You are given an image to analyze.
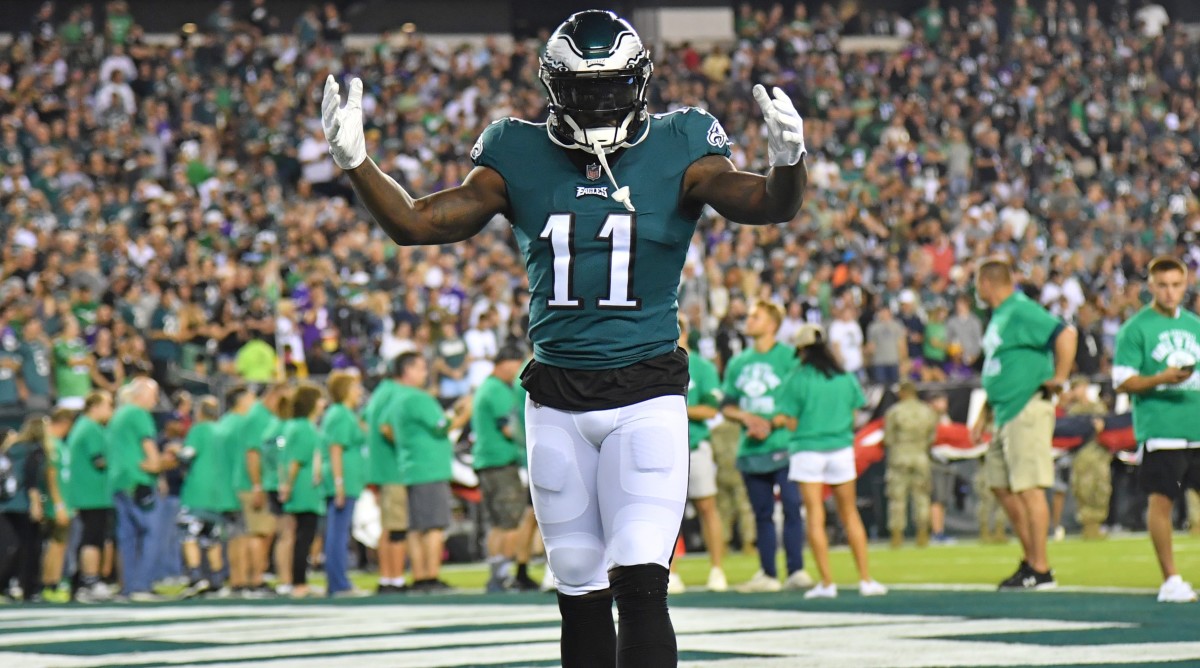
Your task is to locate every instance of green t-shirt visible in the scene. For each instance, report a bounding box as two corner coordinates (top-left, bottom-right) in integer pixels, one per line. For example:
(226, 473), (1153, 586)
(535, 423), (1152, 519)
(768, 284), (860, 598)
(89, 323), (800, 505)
(721, 342), (798, 471)
(981, 292), (1062, 426)
(923, 320), (948, 363)
(320, 403), (367, 498)
(471, 375), (523, 470)
(780, 365), (866, 452)
(1113, 306), (1200, 443)
(181, 421), (237, 512)
(108, 404), (157, 494)
(364, 379), (402, 485)
(67, 416), (112, 510)
(282, 418), (326, 515)
(259, 416), (285, 492)
(392, 386), (452, 486)
(235, 402), (273, 492)
(44, 436), (71, 519)
(686, 352), (722, 450)
(54, 338), (92, 399)
(214, 412), (248, 497)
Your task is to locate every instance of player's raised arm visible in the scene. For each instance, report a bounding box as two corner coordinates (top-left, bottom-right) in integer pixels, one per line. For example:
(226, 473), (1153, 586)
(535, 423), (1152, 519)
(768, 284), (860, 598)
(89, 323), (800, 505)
(320, 76), (509, 245)
(683, 85), (807, 225)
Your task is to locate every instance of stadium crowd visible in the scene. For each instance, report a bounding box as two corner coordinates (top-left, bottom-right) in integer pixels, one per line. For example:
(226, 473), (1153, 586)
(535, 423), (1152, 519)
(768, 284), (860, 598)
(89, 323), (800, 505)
(0, 0), (1199, 602)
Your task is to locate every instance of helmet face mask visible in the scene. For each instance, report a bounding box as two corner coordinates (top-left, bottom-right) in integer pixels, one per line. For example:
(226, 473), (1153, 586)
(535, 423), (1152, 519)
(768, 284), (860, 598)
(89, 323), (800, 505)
(540, 10), (652, 154)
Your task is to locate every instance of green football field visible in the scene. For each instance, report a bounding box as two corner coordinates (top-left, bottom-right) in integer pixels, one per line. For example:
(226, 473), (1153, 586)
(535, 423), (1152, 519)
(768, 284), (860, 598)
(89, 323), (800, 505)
(2, 533), (1198, 668)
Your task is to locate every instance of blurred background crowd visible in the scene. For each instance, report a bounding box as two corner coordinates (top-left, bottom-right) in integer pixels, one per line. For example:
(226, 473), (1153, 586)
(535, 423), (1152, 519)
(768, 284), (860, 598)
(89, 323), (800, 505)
(0, 0), (1197, 415)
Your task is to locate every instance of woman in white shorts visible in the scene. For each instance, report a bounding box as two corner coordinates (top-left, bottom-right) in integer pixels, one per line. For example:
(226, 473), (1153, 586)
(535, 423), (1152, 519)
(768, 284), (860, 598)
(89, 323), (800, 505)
(776, 324), (887, 599)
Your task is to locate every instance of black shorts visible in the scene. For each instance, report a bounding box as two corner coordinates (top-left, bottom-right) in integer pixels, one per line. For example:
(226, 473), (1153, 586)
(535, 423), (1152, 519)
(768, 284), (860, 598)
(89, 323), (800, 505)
(268, 491), (283, 516)
(78, 508), (110, 548)
(1139, 448), (1200, 501)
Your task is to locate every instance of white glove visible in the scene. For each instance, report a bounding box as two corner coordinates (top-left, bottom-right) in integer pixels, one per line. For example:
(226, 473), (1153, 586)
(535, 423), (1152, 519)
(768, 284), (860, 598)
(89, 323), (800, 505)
(752, 84), (806, 167)
(321, 75), (367, 170)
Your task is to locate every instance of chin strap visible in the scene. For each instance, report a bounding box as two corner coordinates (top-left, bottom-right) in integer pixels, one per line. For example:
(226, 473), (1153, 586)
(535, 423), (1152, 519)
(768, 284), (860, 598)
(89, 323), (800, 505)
(589, 136), (635, 212)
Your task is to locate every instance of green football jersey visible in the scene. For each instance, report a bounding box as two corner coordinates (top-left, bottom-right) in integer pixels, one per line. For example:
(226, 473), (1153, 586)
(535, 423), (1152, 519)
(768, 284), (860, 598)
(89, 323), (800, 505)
(980, 291), (1062, 426)
(471, 109), (731, 370)
(54, 337), (92, 399)
(21, 340), (53, 399)
(1113, 306), (1200, 444)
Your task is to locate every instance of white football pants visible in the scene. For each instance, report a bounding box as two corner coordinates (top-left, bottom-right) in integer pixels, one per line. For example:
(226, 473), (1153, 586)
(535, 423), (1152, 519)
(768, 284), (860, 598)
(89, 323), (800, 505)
(525, 394), (689, 596)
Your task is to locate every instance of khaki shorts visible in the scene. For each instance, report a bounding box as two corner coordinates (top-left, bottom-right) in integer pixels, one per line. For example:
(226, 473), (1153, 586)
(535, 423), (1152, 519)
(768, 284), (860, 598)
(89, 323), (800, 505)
(478, 465), (526, 530)
(238, 491), (277, 536)
(380, 484), (410, 532)
(983, 398), (1055, 493)
(687, 442), (719, 500)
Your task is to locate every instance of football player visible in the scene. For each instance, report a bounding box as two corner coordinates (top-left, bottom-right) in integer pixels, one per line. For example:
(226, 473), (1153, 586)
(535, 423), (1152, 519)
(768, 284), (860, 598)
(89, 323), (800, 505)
(322, 10), (806, 667)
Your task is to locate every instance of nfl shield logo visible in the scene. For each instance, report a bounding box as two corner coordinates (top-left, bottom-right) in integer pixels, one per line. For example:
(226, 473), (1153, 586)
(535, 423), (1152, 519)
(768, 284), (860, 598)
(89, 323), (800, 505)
(586, 163), (601, 181)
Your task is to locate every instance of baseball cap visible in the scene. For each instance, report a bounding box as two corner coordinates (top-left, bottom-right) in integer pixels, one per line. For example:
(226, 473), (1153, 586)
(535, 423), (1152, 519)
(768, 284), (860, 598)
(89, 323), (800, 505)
(794, 323), (825, 349)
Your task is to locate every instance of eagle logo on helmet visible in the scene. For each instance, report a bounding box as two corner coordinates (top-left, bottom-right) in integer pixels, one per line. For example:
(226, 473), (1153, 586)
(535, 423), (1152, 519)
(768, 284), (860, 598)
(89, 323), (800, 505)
(539, 10), (653, 155)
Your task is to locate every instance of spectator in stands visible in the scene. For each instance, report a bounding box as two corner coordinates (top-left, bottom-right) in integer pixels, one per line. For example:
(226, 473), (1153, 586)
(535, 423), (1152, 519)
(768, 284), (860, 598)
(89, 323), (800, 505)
(828, 303), (865, 381)
(108, 377), (163, 600)
(321, 370), (368, 597)
(280, 381), (327, 599)
(865, 305), (905, 387)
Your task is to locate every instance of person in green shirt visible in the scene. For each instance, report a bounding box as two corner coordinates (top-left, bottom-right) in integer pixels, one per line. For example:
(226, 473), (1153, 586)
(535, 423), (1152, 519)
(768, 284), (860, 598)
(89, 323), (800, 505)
(976, 258), (1076, 592)
(472, 345), (528, 593)
(38, 409), (77, 601)
(668, 316), (727, 594)
(109, 377), (164, 598)
(235, 339), (279, 383)
(1112, 256), (1200, 603)
(66, 390), (116, 602)
(779, 324), (886, 599)
(321, 370), (368, 597)
(720, 300), (809, 593)
(279, 382), (327, 598)
(215, 386), (257, 595)
(258, 386), (297, 595)
(20, 318), (55, 413)
(178, 397), (232, 598)
(390, 351), (471, 592)
(53, 317), (93, 410)
(364, 361), (408, 593)
(237, 387), (277, 595)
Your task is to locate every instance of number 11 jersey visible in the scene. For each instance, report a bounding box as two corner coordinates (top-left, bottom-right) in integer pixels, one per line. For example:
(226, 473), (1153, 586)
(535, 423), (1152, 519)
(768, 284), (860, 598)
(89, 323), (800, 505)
(471, 108), (731, 371)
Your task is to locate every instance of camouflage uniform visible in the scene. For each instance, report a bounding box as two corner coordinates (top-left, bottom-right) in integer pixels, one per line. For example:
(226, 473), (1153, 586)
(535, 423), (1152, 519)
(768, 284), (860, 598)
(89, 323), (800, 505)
(710, 420), (756, 549)
(1066, 399), (1110, 539)
(884, 398), (939, 545)
(974, 463), (1008, 542)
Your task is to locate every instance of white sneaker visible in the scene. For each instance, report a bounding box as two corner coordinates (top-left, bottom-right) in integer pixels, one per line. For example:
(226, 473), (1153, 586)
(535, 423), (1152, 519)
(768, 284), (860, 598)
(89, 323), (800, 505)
(736, 570), (782, 593)
(804, 582), (838, 599)
(783, 570), (815, 590)
(275, 583), (293, 596)
(1053, 526), (1066, 542)
(540, 565), (557, 592)
(1158, 575), (1198, 603)
(859, 579), (889, 596)
(667, 572), (686, 594)
(706, 567), (728, 592)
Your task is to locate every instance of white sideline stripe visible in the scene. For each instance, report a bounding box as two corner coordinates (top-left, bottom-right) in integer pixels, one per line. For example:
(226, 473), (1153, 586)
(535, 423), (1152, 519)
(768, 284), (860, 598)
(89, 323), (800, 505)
(889, 583), (1160, 595)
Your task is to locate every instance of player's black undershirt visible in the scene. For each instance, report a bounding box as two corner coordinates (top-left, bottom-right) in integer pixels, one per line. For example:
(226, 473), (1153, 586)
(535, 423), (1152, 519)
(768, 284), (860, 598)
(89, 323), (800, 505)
(520, 347), (689, 411)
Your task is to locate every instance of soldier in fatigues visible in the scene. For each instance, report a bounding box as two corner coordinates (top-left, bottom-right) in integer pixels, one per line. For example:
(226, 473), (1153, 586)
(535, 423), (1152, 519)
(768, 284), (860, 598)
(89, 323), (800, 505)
(1187, 489), (1200, 536)
(883, 382), (938, 547)
(1061, 378), (1111, 540)
(710, 419), (756, 553)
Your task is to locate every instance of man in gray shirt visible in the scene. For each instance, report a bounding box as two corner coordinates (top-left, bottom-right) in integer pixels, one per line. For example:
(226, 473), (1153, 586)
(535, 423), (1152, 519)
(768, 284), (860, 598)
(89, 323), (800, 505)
(945, 294), (983, 366)
(866, 306), (907, 386)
